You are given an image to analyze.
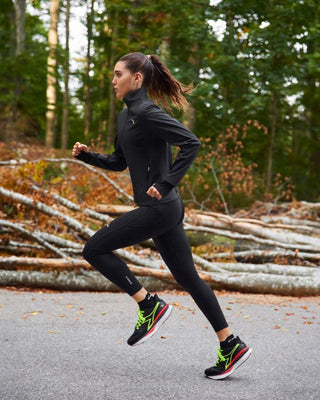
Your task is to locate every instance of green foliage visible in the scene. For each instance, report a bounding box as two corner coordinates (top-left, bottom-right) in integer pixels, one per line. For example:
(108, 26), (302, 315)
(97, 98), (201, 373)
(42, 162), (64, 183)
(73, 184), (91, 203)
(2, 203), (18, 218)
(1, 0), (320, 204)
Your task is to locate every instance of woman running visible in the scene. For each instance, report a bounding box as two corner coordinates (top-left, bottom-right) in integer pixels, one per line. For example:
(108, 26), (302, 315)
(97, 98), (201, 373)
(72, 52), (252, 380)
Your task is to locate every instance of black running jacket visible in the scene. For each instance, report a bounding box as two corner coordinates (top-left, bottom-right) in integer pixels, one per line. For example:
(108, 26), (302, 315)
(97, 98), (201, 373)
(74, 85), (201, 206)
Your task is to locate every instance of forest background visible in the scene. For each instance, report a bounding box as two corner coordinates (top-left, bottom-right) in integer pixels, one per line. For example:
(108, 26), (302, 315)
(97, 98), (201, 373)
(1, 0), (320, 212)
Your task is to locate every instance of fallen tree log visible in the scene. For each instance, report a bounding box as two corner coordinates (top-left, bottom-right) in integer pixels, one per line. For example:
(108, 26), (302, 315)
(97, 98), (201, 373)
(192, 212), (320, 250)
(299, 200), (320, 212)
(2, 160), (320, 295)
(95, 204), (139, 216)
(207, 249), (320, 264)
(0, 220), (67, 258)
(31, 185), (111, 223)
(0, 187), (94, 239)
(95, 204), (320, 251)
(0, 187), (161, 255)
(196, 210), (320, 236)
(0, 256), (319, 296)
(260, 215), (320, 231)
(32, 231), (83, 249)
(183, 221), (320, 253)
(0, 269), (179, 292)
(96, 203), (320, 234)
(0, 240), (82, 256)
(199, 260), (318, 277)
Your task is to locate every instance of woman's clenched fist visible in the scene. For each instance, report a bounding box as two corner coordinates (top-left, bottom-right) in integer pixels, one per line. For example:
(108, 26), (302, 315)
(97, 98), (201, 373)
(72, 142), (89, 157)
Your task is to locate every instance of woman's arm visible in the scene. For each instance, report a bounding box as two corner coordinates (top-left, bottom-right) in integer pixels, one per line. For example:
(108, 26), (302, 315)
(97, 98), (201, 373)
(73, 134), (127, 172)
(143, 104), (201, 197)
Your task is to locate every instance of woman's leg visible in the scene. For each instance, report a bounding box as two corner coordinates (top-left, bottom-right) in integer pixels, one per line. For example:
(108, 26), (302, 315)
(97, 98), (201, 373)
(82, 203), (179, 298)
(151, 201), (252, 378)
(152, 219), (230, 337)
(82, 202), (184, 346)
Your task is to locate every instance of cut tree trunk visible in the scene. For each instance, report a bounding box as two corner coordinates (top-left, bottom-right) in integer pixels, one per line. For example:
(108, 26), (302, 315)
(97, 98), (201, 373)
(0, 257), (319, 296)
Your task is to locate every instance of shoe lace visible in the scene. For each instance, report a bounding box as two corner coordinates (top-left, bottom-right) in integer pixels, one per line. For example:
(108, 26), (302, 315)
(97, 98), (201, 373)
(136, 309), (145, 329)
(214, 347), (226, 367)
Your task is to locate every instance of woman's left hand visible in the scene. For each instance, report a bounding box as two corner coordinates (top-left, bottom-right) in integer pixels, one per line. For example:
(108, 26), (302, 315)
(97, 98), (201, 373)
(146, 185), (162, 199)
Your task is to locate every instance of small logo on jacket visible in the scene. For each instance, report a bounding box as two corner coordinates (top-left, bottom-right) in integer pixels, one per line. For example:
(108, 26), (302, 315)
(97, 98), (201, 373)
(130, 118), (137, 127)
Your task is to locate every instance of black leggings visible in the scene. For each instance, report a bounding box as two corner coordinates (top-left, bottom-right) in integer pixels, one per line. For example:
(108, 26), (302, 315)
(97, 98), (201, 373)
(82, 196), (228, 332)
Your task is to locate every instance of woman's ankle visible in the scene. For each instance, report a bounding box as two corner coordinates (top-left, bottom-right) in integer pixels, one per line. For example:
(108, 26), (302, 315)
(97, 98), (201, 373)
(131, 287), (148, 303)
(216, 326), (233, 342)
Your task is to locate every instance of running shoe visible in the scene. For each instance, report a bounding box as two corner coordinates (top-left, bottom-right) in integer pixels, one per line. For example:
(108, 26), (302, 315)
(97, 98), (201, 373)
(205, 336), (252, 379)
(127, 294), (172, 346)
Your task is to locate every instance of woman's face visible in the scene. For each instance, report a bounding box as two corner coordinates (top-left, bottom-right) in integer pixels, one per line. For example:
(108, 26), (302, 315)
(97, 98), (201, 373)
(112, 61), (143, 99)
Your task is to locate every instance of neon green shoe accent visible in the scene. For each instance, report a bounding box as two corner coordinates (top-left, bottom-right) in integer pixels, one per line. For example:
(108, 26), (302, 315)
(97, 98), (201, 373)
(136, 309), (145, 329)
(136, 302), (160, 330)
(214, 348), (225, 367)
(215, 343), (240, 370)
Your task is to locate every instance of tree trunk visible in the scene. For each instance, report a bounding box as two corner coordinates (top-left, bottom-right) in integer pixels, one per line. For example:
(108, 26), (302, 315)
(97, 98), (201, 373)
(98, 59), (108, 137)
(182, 42), (198, 131)
(61, 0), (70, 151)
(266, 90), (279, 190)
(106, 7), (119, 149)
(14, 0), (26, 55)
(45, 0), (60, 148)
(84, 0), (95, 139)
(14, 0), (26, 101)
(5, 0), (26, 143)
(1, 257), (319, 296)
(0, 267), (179, 292)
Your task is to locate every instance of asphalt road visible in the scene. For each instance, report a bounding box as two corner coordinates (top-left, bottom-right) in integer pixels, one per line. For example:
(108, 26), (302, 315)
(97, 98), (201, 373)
(0, 288), (319, 400)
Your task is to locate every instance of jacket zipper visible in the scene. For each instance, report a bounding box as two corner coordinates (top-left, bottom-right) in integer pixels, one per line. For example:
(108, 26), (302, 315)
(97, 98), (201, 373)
(146, 163), (152, 187)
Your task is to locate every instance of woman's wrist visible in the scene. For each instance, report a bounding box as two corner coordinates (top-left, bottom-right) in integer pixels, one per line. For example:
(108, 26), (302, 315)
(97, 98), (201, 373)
(152, 181), (175, 197)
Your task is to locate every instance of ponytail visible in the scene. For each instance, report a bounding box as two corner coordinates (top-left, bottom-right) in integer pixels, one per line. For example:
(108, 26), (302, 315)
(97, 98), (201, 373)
(118, 52), (197, 114)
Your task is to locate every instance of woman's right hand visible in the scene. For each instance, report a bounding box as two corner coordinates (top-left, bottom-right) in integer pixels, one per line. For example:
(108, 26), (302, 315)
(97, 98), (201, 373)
(72, 142), (89, 157)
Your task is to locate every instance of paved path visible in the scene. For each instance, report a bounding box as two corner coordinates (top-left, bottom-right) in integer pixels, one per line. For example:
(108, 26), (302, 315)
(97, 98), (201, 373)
(0, 288), (319, 400)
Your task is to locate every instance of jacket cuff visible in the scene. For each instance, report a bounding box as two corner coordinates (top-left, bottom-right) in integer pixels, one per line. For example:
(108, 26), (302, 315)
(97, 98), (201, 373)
(74, 150), (90, 162)
(152, 181), (175, 198)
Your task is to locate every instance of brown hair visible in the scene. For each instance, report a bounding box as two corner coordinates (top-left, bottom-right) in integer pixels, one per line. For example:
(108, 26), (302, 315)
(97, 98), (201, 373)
(117, 52), (197, 114)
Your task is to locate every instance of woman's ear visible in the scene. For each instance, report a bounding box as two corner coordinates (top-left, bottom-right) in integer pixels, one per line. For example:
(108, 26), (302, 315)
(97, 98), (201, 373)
(134, 71), (143, 85)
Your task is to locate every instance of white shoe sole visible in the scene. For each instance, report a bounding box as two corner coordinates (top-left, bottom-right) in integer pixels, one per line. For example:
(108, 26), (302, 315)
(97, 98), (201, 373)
(131, 304), (173, 346)
(205, 347), (253, 380)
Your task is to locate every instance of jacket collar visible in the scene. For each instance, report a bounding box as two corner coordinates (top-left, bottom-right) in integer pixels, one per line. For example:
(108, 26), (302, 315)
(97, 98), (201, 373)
(122, 85), (148, 107)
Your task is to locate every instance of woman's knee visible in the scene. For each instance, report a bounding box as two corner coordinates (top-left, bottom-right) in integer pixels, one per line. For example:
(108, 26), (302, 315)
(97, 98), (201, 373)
(174, 268), (209, 293)
(82, 229), (112, 262)
(82, 239), (95, 262)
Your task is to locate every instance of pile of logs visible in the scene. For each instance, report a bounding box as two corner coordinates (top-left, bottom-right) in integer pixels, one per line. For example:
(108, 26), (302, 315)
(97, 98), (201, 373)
(0, 158), (320, 296)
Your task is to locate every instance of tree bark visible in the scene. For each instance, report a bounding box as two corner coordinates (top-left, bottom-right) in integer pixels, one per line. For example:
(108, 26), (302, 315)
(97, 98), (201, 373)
(1, 257), (319, 296)
(188, 212), (320, 252)
(45, 0), (60, 148)
(0, 268), (179, 292)
(0, 220), (67, 257)
(182, 42), (198, 131)
(84, 0), (95, 139)
(31, 185), (111, 222)
(5, 0), (26, 143)
(0, 186), (94, 239)
(61, 0), (70, 151)
(266, 90), (279, 190)
(106, 7), (119, 149)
